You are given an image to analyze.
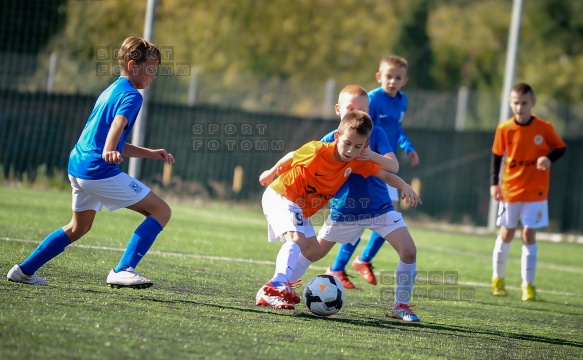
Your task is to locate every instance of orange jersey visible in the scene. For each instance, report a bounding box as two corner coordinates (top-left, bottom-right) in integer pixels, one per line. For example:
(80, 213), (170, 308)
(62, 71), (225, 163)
(492, 116), (566, 202)
(270, 141), (381, 217)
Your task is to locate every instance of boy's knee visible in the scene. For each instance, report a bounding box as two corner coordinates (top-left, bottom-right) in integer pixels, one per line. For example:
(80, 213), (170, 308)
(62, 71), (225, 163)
(156, 202), (172, 227)
(399, 245), (417, 263)
(66, 224), (92, 240)
(303, 247), (321, 262)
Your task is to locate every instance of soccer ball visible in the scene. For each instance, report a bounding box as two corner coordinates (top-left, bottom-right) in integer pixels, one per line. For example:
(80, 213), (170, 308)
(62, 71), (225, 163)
(303, 275), (346, 316)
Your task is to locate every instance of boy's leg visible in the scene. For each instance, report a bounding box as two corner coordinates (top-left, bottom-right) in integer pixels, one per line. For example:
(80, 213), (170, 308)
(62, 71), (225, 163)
(330, 239), (359, 271)
(353, 232), (384, 285)
(359, 231), (385, 262)
(519, 201), (546, 300)
(319, 220), (366, 289)
(121, 191), (171, 269)
(520, 229), (537, 301)
(107, 192), (171, 288)
(258, 232), (313, 307)
(271, 236), (303, 283)
(492, 201), (520, 296)
(113, 216), (163, 272)
(383, 227), (420, 322)
(493, 230), (513, 279)
(289, 238), (336, 284)
(7, 210), (95, 285)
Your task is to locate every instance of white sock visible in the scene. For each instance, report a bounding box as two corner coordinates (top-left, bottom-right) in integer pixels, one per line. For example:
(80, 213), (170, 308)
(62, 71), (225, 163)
(395, 261), (417, 305)
(289, 253), (312, 283)
(271, 241), (300, 283)
(492, 235), (511, 278)
(521, 244), (537, 285)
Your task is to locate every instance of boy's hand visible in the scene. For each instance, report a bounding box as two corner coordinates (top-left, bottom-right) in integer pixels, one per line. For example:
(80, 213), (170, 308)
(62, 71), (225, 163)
(400, 183), (422, 207)
(536, 156), (550, 171)
(152, 149), (175, 164)
(103, 150), (124, 164)
(356, 147), (374, 161)
(259, 170), (275, 187)
(408, 150), (420, 167)
(490, 185), (502, 200)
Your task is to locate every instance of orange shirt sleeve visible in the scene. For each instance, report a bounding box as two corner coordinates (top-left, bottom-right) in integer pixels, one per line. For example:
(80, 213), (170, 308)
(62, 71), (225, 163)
(492, 120), (508, 156)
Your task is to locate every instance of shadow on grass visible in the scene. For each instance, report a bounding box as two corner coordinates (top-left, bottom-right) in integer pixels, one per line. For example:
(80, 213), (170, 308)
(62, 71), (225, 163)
(133, 292), (583, 350)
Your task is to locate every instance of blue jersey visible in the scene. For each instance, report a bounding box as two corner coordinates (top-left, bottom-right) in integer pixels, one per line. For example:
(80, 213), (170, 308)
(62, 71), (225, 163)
(368, 87), (415, 154)
(68, 77), (143, 180)
(321, 126), (394, 221)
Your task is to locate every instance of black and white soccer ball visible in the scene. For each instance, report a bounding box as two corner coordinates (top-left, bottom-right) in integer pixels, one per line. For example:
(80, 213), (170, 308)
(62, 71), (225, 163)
(303, 275), (346, 316)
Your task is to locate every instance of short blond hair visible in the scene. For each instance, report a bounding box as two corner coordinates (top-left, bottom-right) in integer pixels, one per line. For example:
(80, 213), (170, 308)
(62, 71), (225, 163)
(379, 55), (408, 72)
(338, 85), (368, 101)
(118, 37), (161, 71)
(338, 110), (373, 138)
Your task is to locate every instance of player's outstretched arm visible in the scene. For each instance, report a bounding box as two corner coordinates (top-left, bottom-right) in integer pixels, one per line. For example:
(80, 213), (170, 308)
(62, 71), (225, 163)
(259, 151), (294, 187)
(357, 148), (399, 173)
(374, 170), (421, 206)
(123, 144), (175, 164)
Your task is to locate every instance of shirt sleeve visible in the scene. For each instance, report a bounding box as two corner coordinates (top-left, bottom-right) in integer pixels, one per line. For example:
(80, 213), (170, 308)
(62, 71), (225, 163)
(491, 124), (505, 156)
(371, 127), (393, 155)
(116, 92), (143, 125)
(321, 130), (336, 143)
(545, 123), (567, 149)
(368, 95), (378, 122)
(352, 160), (382, 178)
(397, 128), (415, 154)
(397, 96), (414, 153)
(293, 141), (321, 166)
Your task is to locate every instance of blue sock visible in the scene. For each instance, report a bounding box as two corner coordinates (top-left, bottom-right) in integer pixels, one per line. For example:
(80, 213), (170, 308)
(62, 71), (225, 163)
(360, 232), (385, 262)
(330, 238), (360, 272)
(20, 228), (71, 275)
(114, 217), (163, 272)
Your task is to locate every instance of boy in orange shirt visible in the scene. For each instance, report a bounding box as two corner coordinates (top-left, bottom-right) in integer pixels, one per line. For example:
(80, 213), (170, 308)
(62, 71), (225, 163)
(490, 83), (566, 301)
(256, 110), (420, 309)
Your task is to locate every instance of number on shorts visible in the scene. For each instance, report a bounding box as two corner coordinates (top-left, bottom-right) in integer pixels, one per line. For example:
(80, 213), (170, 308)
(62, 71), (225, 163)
(293, 212), (304, 226)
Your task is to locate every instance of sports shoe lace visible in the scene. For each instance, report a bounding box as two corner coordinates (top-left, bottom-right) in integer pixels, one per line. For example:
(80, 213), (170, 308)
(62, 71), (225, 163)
(338, 271), (353, 281)
(125, 267), (142, 276)
(363, 262), (375, 272)
(288, 280), (302, 289)
(397, 303), (417, 315)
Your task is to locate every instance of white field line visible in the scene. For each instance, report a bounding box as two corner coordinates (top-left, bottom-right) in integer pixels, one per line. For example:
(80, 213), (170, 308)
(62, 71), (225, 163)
(419, 244), (583, 274)
(2, 237), (582, 298)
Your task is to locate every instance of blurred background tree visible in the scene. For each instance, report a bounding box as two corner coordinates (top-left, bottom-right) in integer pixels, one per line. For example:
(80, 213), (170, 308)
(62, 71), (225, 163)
(13, 0), (583, 104)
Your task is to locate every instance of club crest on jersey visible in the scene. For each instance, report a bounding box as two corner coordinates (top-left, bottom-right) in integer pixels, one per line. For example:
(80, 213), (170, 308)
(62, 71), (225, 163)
(534, 135), (543, 145)
(344, 168), (352, 177)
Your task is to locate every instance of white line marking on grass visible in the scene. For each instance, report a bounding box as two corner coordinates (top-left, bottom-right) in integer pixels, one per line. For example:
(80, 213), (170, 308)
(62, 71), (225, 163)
(2, 237), (582, 298)
(420, 244), (583, 274)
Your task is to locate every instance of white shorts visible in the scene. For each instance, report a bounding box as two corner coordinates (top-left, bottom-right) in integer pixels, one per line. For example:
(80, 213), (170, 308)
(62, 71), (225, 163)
(387, 184), (399, 202)
(318, 211), (407, 245)
(262, 187), (316, 243)
(69, 173), (150, 212)
(497, 200), (548, 229)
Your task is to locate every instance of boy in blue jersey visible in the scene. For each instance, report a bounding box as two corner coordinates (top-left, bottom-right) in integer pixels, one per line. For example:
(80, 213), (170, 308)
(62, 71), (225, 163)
(287, 85), (422, 322)
(6, 37), (174, 289)
(328, 55), (420, 287)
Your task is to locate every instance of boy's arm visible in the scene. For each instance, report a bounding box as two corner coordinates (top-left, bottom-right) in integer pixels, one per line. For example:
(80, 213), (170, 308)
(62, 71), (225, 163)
(123, 143), (175, 164)
(102, 115), (128, 164)
(373, 170), (421, 206)
(398, 130), (419, 167)
(490, 153), (503, 200)
(357, 148), (399, 173)
(537, 146), (566, 170)
(259, 151), (294, 186)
